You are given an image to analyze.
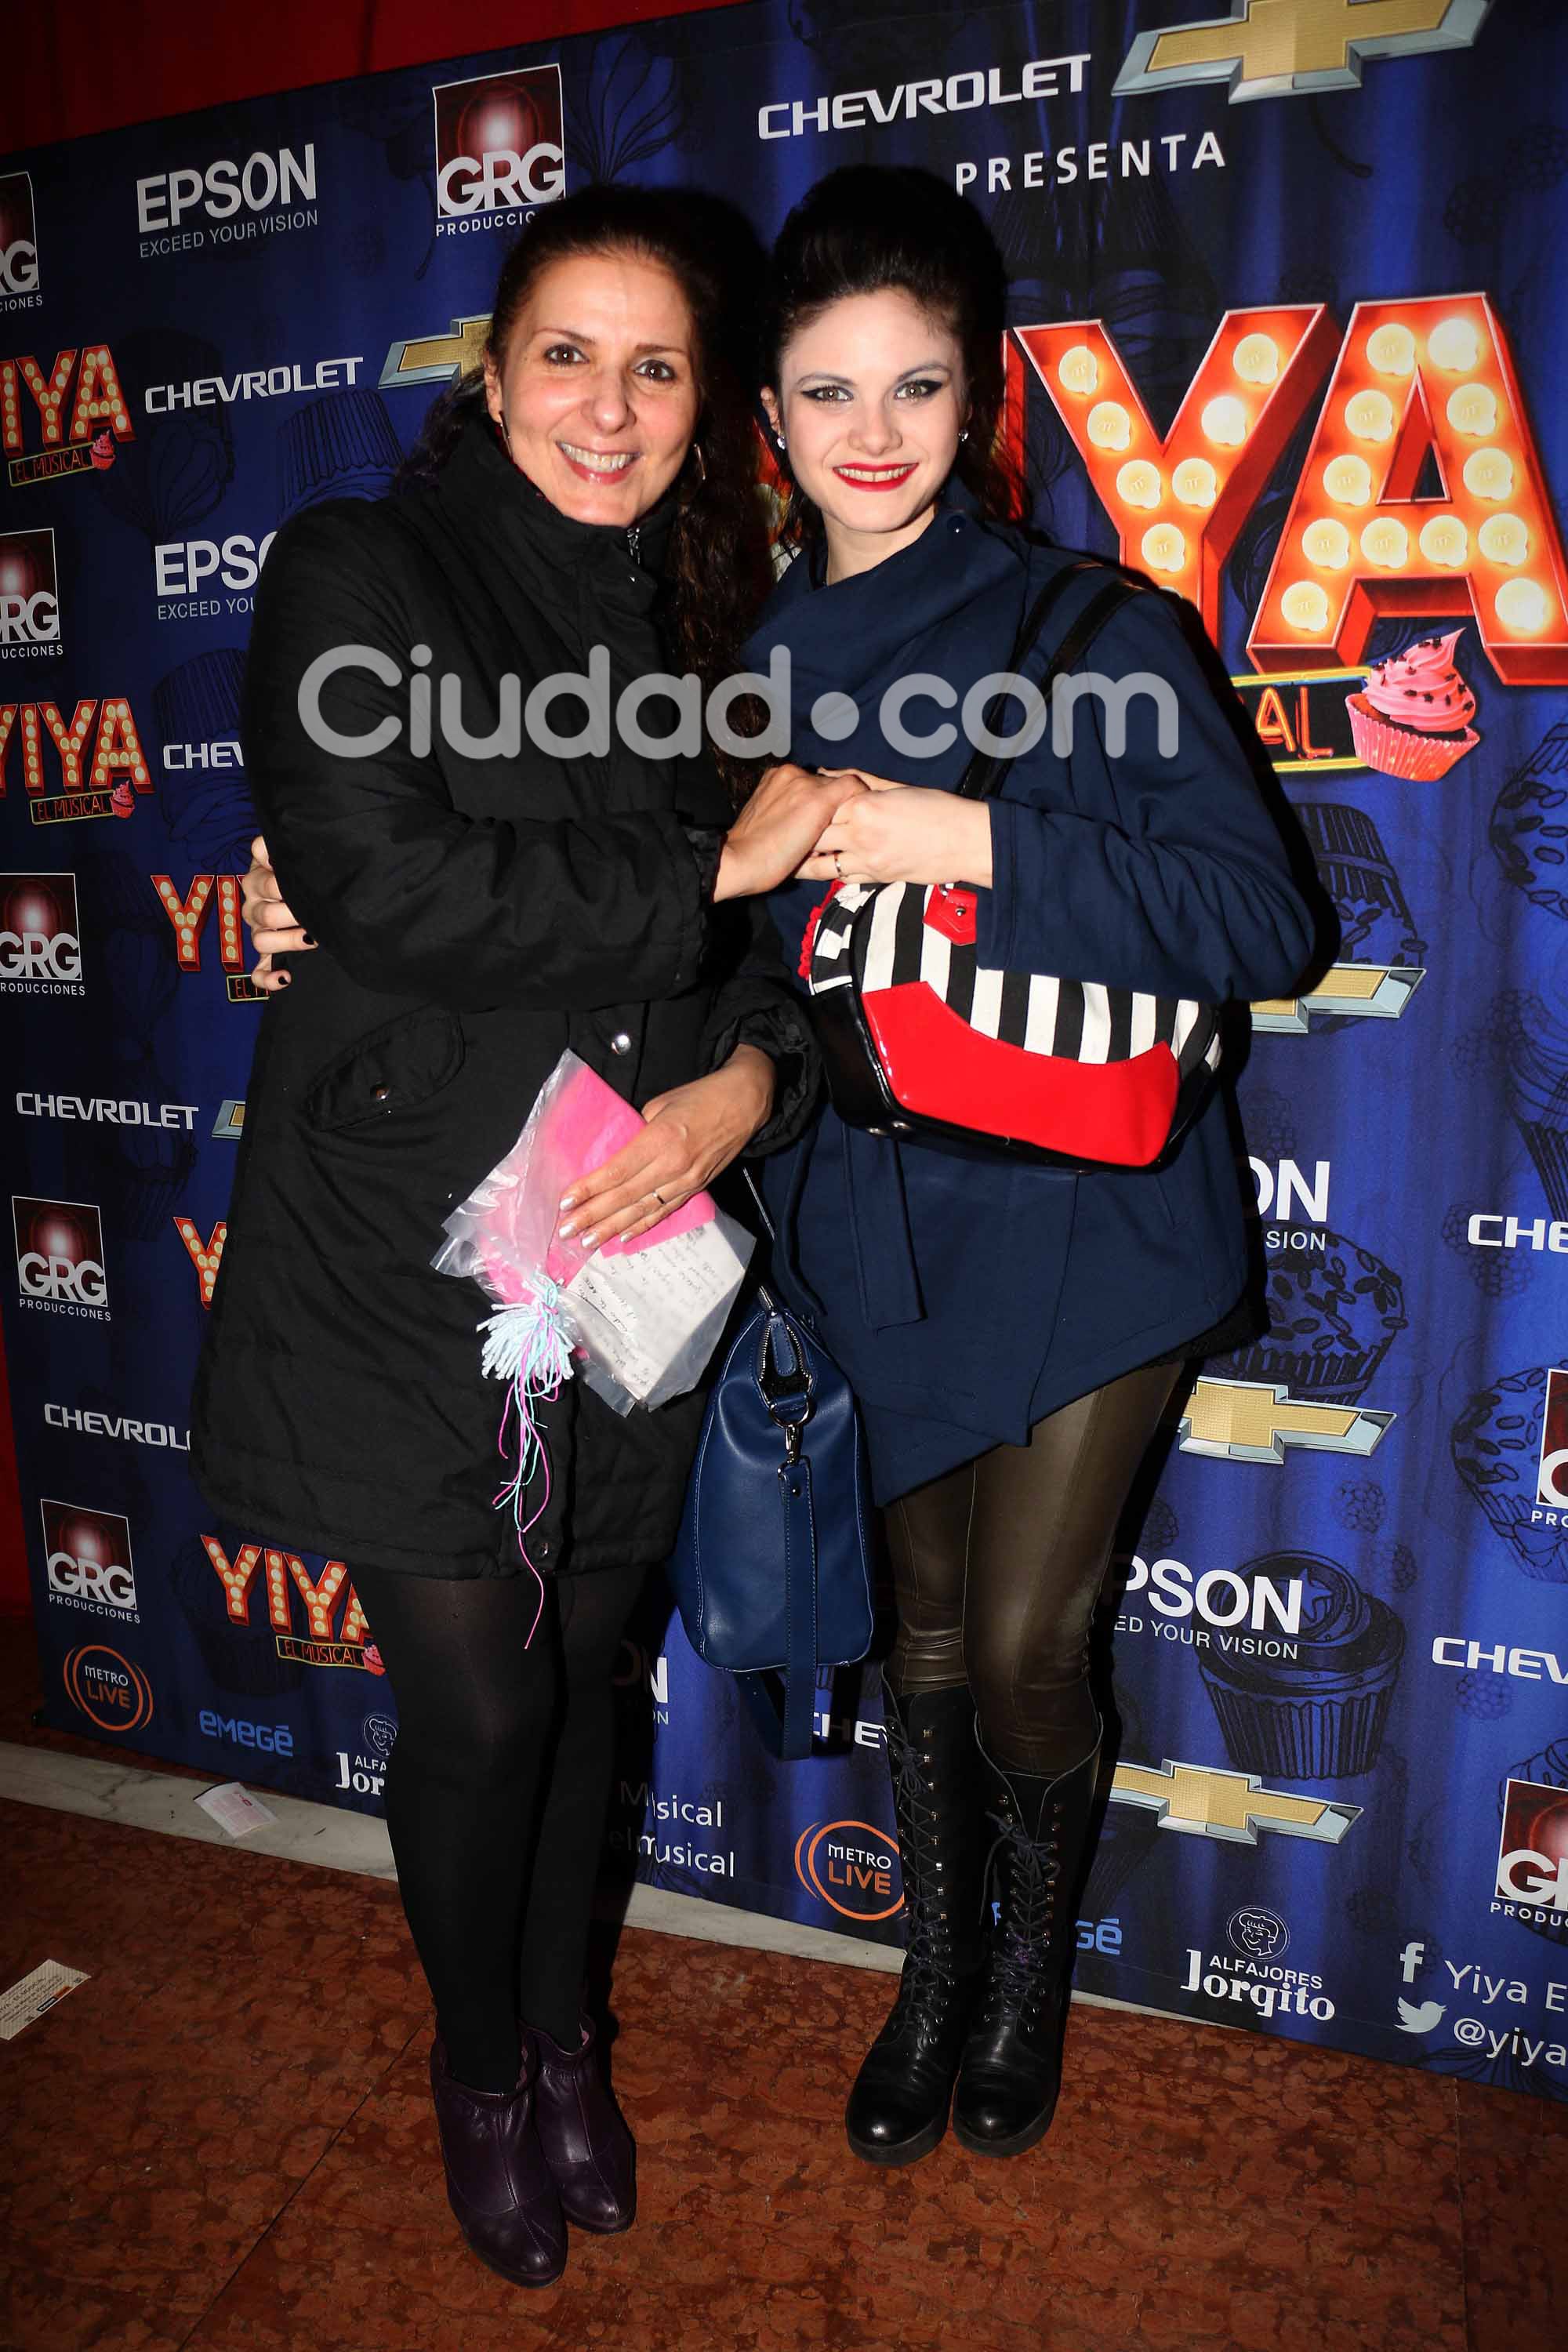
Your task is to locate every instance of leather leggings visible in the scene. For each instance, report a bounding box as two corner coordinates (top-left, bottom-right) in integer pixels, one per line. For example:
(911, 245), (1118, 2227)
(882, 1359), (1182, 1776)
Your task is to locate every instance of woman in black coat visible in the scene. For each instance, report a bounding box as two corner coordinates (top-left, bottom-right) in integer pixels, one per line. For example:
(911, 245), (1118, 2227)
(191, 187), (847, 2291)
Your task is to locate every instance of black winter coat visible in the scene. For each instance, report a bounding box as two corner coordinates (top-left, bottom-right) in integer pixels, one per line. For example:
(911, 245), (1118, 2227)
(191, 414), (815, 1577)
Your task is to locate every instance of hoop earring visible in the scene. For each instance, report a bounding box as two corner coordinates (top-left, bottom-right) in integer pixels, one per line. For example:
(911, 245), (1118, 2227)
(959, 429), (970, 443)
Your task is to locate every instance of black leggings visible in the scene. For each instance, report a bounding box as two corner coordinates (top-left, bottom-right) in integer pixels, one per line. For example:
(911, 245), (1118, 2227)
(350, 1558), (645, 2094)
(883, 1360), (1181, 1777)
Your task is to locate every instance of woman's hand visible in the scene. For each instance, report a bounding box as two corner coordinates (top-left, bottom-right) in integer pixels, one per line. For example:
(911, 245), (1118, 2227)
(797, 782), (994, 887)
(557, 1044), (776, 1250)
(242, 836), (316, 993)
(715, 764), (869, 899)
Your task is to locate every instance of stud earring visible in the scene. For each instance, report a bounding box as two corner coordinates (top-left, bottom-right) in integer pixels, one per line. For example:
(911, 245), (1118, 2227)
(959, 429), (970, 443)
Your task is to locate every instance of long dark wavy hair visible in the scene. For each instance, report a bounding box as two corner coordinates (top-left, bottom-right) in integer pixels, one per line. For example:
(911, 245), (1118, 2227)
(763, 165), (1017, 559)
(397, 184), (773, 795)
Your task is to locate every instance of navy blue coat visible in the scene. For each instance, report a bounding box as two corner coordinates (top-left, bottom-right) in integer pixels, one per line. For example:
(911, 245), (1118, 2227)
(749, 503), (1316, 1506)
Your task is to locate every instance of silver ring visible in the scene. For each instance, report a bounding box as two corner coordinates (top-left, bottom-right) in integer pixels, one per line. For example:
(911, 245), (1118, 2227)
(834, 850), (844, 877)
(652, 1188), (666, 1205)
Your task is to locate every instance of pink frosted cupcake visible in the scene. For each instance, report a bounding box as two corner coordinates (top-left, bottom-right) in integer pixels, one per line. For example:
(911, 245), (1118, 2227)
(1346, 630), (1479, 779)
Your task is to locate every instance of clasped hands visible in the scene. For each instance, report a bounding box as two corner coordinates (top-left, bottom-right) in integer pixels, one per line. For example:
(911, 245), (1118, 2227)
(793, 767), (993, 890)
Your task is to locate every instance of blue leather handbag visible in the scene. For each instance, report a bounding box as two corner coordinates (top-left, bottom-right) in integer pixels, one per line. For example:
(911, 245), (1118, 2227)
(667, 1208), (875, 1760)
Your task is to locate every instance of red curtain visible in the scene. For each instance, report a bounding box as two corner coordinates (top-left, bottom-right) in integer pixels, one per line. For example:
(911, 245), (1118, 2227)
(0, 0), (743, 1610)
(2, 0), (742, 153)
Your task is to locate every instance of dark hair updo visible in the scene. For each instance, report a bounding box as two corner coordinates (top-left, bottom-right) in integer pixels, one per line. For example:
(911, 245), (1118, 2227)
(397, 183), (772, 793)
(763, 165), (1016, 557)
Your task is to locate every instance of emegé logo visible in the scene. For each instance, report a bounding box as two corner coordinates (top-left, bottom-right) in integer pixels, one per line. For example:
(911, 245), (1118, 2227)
(0, 873), (82, 996)
(42, 1500), (137, 1620)
(0, 528), (60, 656)
(433, 67), (564, 230)
(14, 1196), (107, 1319)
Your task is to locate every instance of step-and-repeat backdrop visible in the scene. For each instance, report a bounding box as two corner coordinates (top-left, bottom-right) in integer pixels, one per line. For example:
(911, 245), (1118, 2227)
(5, 0), (1566, 2100)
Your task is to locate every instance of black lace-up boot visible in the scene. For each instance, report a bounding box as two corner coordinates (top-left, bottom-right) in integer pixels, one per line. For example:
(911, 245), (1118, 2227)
(952, 1735), (1101, 2158)
(844, 1681), (985, 2166)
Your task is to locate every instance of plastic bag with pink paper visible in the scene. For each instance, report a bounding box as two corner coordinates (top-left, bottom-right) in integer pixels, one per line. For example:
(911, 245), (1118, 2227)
(431, 1051), (753, 1581)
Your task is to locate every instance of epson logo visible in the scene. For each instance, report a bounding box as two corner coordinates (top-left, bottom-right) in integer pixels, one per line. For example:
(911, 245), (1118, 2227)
(0, 874), (82, 993)
(434, 68), (565, 227)
(1247, 1155), (1331, 1257)
(41, 1501), (137, 1618)
(0, 528), (61, 655)
(0, 172), (40, 302)
(136, 146), (318, 232)
(14, 1196), (108, 1316)
(614, 1642), (670, 1708)
(200, 1710), (294, 1755)
(1120, 1554), (1304, 1635)
(154, 535), (275, 598)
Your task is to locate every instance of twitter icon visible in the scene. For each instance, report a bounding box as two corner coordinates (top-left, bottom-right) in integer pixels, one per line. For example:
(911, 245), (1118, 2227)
(1397, 1998), (1446, 2034)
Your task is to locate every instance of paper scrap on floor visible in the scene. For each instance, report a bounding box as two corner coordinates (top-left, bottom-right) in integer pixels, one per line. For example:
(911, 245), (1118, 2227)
(1, 1958), (90, 2041)
(195, 1780), (278, 1838)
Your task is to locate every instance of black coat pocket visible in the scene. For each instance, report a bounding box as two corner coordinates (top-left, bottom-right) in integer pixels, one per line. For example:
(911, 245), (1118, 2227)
(303, 1007), (466, 1131)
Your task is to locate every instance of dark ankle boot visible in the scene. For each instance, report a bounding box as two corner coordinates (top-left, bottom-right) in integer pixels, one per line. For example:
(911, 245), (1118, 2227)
(845, 1682), (985, 2166)
(952, 1737), (1101, 2158)
(530, 2013), (636, 2234)
(428, 2036), (567, 2286)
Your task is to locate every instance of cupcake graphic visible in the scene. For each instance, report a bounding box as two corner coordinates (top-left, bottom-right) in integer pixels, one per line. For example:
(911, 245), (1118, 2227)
(1289, 802), (1426, 1034)
(1451, 1366), (1568, 1583)
(1507, 1000), (1568, 1224)
(1197, 1554), (1404, 1780)
(1214, 1229), (1406, 1406)
(1347, 630), (1479, 779)
(1491, 717), (1568, 924)
(278, 388), (402, 517)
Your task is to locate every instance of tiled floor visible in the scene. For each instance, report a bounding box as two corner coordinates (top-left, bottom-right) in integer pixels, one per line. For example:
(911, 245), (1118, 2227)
(0, 1634), (1560, 2352)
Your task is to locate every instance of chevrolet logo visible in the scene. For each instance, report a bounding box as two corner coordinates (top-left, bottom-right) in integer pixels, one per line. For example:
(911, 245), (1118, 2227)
(379, 314), (493, 392)
(1253, 963), (1425, 1033)
(1110, 1759), (1361, 1845)
(1114, 0), (1493, 105)
(212, 1099), (245, 1141)
(1177, 1376), (1394, 1463)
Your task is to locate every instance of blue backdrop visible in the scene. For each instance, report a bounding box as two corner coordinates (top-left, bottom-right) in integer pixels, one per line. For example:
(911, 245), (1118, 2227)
(5, 0), (1566, 2100)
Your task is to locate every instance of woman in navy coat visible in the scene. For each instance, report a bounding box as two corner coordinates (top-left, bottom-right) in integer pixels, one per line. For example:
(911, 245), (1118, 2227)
(746, 167), (1316, 2165)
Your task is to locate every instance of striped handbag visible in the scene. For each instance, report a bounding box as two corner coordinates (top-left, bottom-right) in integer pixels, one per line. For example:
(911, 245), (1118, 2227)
(800, 559), (1222, 1172)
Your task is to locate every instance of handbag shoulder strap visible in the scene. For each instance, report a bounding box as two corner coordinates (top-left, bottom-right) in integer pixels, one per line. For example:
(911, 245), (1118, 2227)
(956, 555), (1149, 803)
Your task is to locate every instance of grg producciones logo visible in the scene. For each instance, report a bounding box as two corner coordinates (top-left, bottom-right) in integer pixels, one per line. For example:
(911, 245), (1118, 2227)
(433, 67), (565, 233)
(1494, 1762), (1568, 1938)
(0, 172), (40, 307)
(0, 528), (60, 658)
(42, 1501), (137, 1621)
(1536, 1367), (1568, 1510)
(14, 1196), (107, 1319)
(0, 873), (82, 996)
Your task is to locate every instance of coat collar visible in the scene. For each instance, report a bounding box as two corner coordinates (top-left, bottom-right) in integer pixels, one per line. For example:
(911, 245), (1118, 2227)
(439, 407), (681, 617)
